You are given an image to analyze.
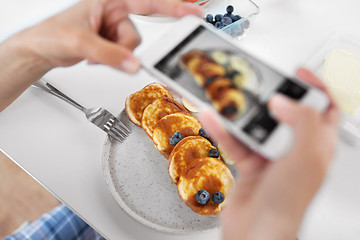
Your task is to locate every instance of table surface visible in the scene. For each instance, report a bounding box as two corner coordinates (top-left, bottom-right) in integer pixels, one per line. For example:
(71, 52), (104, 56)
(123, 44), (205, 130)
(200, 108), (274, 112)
(1, 0), (360, 239)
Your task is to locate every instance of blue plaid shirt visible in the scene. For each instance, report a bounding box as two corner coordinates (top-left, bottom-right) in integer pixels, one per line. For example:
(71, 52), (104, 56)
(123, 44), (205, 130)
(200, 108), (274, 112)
(5, 205), (105, 240)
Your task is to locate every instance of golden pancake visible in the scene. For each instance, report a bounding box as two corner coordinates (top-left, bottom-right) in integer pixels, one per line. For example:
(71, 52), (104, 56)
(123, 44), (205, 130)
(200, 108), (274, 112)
(141, 97), (189, 138)
(184, 57), (204, 86)
(197, 62), (226, 84)
(215, 88), (246, 119)
(177, 157), (234, 216)
(152, 113), (202, 159)
(205, 77), (234, 99)
(205, 78), (247, 119)
(125, 83), (173, 126)
(180, 49), (204, 66)
(168, 136), (219, 183)
(181, 50), (226, 86)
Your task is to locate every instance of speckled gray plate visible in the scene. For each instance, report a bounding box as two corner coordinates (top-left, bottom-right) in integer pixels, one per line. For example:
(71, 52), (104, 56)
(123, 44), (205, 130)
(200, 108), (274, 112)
(102, 110), (220, 234)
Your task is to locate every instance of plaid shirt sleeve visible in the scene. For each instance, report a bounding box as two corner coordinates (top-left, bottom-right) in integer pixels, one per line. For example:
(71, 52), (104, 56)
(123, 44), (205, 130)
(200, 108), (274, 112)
(4, 204), (106, 240)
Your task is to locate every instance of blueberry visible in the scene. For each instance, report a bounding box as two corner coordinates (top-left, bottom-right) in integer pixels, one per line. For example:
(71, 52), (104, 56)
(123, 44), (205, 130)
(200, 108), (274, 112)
(199, 128), (217, 147)
(225, 70), (238, 79)
(229, 83), (237, 89)
(214, 21), (222, 28)
(227, 13), (235, 20)
(221, 105), (237, 117)
(209, 148), (220, 158)
(231, 14), (241, 22)
(204, 76), (216, 87)
(199, 128), (209, 139)
(169, 132), (183, 146)
(206, 14), (214, 23)
(212, 192), (225, 204)
(223, 13), (232, 18)
(214, 14), (222, 22)
(219, 23), (227, 29)
(221, 17), (233, 26)
(211, 141), (218, 148)
(196, 190), (210, 205)
(226, 5), (234, 14)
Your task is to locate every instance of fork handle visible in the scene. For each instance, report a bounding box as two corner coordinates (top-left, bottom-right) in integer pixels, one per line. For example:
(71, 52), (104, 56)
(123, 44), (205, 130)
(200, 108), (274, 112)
(32, 79), (85, 112)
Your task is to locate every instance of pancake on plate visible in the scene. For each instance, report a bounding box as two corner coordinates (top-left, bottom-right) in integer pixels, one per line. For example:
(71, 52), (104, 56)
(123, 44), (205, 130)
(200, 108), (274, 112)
(152, 112), (202, 159)
(125, 83), (173, 126)
(177, 157), (234, 216)
(168, 136), (219, 183)
(142, 97), (190, 138)
(125, 83), (235, 217)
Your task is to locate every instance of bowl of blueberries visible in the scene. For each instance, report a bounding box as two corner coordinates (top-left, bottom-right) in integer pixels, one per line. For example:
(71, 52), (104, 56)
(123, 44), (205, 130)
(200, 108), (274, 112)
(200, 0), (260, 39)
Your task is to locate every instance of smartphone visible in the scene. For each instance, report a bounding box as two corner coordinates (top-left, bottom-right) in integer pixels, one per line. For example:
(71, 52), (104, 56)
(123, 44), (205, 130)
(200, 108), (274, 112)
(139, 15), (329, 160)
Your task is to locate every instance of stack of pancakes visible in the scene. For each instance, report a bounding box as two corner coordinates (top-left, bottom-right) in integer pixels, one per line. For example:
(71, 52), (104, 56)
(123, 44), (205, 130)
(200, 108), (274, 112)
(126, 82), (234, 216)
(180, 49), (247, 120)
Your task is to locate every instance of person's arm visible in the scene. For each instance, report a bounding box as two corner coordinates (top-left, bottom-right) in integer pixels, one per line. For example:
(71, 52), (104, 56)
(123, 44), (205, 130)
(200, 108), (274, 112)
(0, 32), (54, 111)
(198, 68), (339, 240)
(0, 0), (202, 112)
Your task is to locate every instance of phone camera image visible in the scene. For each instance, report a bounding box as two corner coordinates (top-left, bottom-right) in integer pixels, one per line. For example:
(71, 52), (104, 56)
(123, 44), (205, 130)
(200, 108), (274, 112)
(155, 26), (261, 122)
(180, 49), (260, 120)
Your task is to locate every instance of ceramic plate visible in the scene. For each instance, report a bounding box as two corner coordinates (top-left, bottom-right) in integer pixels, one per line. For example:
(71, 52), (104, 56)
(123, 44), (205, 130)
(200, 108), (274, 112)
(102, 110), (220, 234)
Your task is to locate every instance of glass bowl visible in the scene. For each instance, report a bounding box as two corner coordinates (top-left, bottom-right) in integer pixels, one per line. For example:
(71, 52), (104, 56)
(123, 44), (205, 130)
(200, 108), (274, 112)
(199, 0), (260, 39)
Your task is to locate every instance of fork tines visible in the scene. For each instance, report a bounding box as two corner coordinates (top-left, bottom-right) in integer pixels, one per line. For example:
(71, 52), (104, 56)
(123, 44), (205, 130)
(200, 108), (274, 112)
(104, 117), (130, 142)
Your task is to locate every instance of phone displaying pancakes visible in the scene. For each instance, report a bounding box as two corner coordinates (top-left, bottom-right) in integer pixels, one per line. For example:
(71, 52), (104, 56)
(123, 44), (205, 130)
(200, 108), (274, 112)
(139, 15), (329, 160)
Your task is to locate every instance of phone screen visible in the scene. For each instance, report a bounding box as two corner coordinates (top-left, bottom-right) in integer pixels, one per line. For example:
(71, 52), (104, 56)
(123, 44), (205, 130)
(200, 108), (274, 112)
(154, 25), (307, 143)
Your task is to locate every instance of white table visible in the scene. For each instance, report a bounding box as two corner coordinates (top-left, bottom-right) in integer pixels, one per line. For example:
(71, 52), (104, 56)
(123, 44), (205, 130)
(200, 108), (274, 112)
(1, 0), (360, 239)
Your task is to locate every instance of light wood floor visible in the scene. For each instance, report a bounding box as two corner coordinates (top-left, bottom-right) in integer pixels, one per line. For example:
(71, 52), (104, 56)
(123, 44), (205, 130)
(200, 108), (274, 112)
(0, 151), (60, 238)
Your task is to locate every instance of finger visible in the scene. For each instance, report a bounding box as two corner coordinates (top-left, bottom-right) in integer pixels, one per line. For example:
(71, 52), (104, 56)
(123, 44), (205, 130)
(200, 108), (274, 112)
(98, 5), (141, 49)
(198, 108), (251, 159)
(81, 34), (139, 73)
(268, 94), (319, 129)
(116, 17), (141, 51)
(296, 67), (327, 92)
(296, 67), (338, 111)
(321, 107), (340, 155)
(87, 59), (100, 65)
(324, 106), (340, 129)
(269, 93), (339, 162)
(125, 0), (203, 17)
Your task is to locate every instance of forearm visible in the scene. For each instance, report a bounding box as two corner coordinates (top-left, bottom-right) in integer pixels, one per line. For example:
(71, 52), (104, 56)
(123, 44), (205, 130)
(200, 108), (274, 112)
(250, 210), (303, 240)
(0, 32), (52, 111)
(222, 211), (303, 240)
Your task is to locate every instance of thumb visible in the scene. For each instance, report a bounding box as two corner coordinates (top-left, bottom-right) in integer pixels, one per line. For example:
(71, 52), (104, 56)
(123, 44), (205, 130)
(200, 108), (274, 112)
(268, 94), (318, 129)
(82, 34), (140, 73)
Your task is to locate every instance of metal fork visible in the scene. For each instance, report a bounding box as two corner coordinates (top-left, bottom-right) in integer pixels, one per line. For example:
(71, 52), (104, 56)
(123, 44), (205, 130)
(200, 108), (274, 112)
(32, 79), (130, 142)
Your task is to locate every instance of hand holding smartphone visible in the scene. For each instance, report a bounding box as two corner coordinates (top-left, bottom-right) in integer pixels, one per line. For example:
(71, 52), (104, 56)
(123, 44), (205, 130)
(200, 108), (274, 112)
(139, 15), (329, 160)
